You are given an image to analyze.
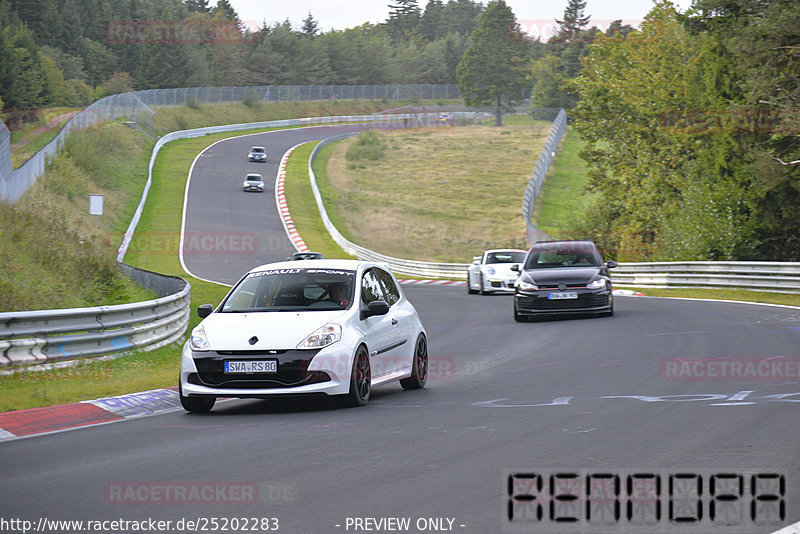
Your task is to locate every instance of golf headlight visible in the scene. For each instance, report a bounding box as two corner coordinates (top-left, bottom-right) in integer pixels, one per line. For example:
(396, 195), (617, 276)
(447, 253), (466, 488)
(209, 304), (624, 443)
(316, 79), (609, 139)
(587, 278), (607, 289)
(298, 323), (341, 349)
(516, 279), (538, 291)
(189, 326), (210, 351)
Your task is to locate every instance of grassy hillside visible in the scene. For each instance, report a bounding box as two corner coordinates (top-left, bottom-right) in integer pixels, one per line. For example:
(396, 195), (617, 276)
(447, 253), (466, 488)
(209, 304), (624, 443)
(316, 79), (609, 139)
(1, 122), (156, 311)
(319, 123), (550, 263)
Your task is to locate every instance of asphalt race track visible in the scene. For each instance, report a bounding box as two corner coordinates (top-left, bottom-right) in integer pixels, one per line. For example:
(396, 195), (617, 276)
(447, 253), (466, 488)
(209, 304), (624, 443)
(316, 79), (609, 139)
(181, 123), (372, 285)
(1, 126), (799, 534)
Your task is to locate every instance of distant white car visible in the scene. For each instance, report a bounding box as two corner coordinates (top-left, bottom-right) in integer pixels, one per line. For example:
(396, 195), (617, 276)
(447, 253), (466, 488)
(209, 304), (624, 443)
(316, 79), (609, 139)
(248, 146), (267, 162)
(467, 249), (526, 294)
(242, 173), (264, 192)
(179, 259), (428, 412)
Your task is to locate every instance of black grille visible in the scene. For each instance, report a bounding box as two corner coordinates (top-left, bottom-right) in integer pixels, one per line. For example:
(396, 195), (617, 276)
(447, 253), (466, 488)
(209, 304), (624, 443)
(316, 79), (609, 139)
(191, 349), (323, 389)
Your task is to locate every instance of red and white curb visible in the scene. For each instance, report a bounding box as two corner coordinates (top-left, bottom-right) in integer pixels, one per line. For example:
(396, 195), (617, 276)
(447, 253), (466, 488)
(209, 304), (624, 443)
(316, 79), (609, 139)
(0, 387), (182, 442)
(275, 143), (309, 253)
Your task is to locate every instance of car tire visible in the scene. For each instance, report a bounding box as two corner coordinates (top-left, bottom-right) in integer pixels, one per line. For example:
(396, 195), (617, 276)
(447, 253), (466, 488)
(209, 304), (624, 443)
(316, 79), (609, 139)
(479, 273), (487, 295)
(467, 273), (478, 294)
(400, 334), (428, 390)
(179, 378), (215, 413)
(340, 346), (371, 407)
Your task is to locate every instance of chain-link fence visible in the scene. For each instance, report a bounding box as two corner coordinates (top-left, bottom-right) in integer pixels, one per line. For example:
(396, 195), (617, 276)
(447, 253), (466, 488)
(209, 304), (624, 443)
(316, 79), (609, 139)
(523, 108), (567, 244)
(136, 84), (461, 107)
(0, 92), (155, 203)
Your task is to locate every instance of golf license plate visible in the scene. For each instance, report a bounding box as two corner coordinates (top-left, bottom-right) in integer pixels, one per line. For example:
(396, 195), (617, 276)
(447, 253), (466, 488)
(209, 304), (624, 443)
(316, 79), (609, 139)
(548, 292), (578, 300)
(224, 360), (277, 374)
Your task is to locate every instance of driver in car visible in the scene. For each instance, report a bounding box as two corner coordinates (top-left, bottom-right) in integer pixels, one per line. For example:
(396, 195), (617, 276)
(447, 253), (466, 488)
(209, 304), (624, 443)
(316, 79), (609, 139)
(328, 283), (351, 308)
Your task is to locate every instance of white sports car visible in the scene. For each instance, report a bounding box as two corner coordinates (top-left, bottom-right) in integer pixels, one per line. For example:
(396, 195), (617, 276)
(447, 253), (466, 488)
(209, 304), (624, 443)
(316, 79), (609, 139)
(467, 249), (527, 294)
(179, 259), (428, 412)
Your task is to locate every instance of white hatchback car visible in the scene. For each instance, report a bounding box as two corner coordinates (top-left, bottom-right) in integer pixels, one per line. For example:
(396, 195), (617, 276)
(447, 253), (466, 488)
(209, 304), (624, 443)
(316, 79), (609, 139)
(467, 249), (527, 294)
(242, 173), (264, 192)
(179, 260), (428, 412)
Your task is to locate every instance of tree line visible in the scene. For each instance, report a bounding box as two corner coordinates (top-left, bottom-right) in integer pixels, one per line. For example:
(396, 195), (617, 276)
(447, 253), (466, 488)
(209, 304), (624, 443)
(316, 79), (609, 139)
(561, 0), (800, 262)
(0, 0), (485, 122)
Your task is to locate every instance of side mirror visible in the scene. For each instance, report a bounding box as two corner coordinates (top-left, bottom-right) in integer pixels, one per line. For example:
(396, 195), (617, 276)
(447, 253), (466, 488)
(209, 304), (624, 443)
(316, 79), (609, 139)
(197, 304), (213, 318)
(606, 260), (618, 269)
(510, 264), (520, 272)
(362, 300), (390, 319)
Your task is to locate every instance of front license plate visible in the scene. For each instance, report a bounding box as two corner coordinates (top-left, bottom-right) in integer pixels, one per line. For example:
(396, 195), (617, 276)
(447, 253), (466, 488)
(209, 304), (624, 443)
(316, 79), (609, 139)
(548, 292), (578, 300)
(224, 360), (277, 374)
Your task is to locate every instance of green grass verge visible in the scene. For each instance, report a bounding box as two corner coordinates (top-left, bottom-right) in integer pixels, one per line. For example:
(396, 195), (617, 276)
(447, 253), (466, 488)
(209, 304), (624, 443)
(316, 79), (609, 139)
(618, 286), (800, 307)
(531, 126), (597, 238)
(320, 124), (548, 262)
(283, 141), (355, 260)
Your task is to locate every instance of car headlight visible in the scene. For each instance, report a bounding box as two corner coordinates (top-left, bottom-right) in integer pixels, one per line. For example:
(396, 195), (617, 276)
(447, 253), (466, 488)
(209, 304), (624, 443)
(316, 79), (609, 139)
(297, 323), (341, 349)
(586, 278), (607, 289)
(516, 279), (538, 291)
(189, 326), (210, 351)
(487, 267), (496, 275)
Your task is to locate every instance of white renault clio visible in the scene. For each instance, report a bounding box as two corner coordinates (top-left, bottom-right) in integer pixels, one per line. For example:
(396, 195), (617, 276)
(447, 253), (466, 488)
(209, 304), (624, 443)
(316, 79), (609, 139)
(179, 260), (428, 412)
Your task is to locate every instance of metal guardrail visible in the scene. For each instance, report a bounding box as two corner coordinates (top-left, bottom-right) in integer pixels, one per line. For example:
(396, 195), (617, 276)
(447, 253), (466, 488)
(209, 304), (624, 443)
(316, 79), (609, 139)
(0, 266), (190, 369)
(611, 262), (800, 292)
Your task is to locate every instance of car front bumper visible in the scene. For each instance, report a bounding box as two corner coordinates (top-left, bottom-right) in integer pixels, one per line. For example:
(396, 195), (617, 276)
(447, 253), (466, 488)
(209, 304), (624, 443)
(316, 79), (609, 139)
(514, 288), (612, 315)
(180, 343), (355, 398)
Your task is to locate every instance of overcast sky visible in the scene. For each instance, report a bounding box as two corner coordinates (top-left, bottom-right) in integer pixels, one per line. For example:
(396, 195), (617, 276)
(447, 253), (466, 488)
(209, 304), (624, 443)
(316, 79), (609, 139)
(227, 0), (694, 36)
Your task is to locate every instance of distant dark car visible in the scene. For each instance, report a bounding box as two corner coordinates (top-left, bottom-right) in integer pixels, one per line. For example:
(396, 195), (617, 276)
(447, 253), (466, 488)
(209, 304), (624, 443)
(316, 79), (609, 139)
(512, 240), (617, 322)
(248, 146), (267, 162)
(288, 251), (325, 261)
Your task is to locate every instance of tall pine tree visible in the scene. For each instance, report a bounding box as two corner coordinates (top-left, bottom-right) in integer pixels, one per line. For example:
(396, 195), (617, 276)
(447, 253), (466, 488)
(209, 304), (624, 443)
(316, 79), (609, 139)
(456, 0), (529, 125)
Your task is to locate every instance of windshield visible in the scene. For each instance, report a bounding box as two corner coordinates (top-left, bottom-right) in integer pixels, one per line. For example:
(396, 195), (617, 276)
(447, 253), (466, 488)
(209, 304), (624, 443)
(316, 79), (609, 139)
(245, 176), (262, 182)
(220, 268), (355, 312)
(486, 251), (526, 264)
(251, 148), (264, 153)
(524, 246), (602, 269)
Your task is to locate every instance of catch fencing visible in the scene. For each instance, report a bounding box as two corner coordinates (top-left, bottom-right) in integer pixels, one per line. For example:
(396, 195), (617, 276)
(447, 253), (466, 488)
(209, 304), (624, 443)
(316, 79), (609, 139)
(0, 84), (461, 204)
(0, 266), (189, 369)
(522, 108), (567, 243)
(0, 92), (155, 203)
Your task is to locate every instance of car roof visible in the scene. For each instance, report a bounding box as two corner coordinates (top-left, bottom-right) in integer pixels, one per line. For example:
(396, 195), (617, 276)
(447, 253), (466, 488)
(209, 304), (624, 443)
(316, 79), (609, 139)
(247, 259), (389, 273)
(527, 240), (599, 251)
(484, 248), (527, 254)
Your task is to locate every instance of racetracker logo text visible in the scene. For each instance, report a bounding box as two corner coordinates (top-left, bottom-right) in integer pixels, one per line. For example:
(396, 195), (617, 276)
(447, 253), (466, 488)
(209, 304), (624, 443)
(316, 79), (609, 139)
(661, 357), (800, 381)
(105, 482), (258, 505)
